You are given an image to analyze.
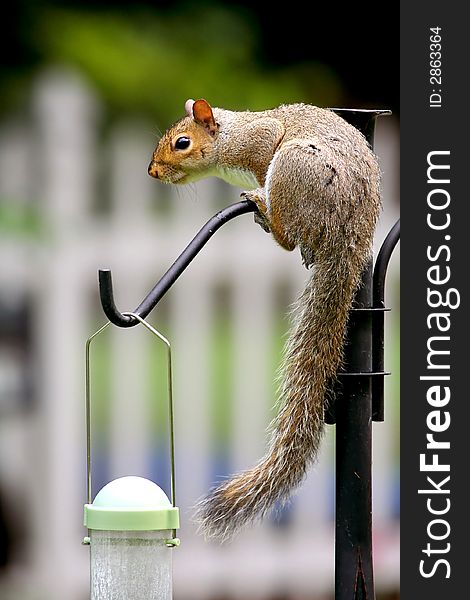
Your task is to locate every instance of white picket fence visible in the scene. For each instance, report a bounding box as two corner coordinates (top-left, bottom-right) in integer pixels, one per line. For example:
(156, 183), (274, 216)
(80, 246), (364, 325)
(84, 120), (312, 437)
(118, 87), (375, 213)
(0, 69), (400, 599)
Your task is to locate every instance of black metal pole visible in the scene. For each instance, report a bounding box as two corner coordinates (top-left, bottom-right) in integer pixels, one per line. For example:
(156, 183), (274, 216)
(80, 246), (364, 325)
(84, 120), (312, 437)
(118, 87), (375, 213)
(330, 109), (389, 600)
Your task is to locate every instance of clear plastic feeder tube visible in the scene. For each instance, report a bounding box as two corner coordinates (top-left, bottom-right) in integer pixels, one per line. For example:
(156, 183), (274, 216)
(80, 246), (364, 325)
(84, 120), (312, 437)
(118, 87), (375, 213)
(90, 530), (172, 600)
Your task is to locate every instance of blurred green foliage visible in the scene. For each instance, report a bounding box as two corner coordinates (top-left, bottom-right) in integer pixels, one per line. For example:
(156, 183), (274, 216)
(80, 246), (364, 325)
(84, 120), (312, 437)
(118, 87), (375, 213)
(6, 5), (342, 124)
(0, 3), (343, 234)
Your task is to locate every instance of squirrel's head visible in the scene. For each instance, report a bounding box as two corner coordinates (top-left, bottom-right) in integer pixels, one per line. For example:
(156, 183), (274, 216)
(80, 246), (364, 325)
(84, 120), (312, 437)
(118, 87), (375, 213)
(148, 99), (219, 184)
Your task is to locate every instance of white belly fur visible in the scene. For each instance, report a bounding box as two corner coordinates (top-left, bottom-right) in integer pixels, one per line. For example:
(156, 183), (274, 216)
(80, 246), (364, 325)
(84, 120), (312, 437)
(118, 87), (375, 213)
(213, 165), (259, 190)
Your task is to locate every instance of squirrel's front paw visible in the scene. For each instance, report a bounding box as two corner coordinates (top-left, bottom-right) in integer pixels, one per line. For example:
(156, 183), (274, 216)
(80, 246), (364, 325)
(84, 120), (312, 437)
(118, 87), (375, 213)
(253, 211), (271, 233)
(241, 189), (271, 233)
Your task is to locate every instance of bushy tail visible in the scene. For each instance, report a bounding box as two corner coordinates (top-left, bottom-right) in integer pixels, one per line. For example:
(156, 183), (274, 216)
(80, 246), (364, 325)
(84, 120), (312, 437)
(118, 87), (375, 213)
(195, 237), (370, 541)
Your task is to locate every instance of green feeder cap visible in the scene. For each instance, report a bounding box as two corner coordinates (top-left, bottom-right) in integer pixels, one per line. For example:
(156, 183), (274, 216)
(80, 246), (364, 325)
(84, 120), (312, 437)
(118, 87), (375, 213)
(84, 476), (179, 531)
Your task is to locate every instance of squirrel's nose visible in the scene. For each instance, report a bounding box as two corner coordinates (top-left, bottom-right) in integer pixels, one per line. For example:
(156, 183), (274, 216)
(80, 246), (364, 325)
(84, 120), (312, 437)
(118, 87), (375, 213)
(148, 160), (159, 179)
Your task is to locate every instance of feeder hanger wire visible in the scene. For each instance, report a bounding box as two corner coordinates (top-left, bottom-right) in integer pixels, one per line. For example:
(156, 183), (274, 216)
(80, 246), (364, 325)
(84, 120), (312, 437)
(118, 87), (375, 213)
(85, 314), (178, 542)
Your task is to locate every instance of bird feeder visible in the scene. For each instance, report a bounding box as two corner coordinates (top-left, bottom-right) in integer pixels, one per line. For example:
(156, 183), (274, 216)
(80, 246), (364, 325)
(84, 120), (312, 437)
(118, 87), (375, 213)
(83, 315), (179, 600)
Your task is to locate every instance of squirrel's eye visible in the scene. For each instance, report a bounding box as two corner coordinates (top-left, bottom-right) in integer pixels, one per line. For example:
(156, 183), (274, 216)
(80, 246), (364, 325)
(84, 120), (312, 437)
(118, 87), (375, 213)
(174, 136), (191, 150)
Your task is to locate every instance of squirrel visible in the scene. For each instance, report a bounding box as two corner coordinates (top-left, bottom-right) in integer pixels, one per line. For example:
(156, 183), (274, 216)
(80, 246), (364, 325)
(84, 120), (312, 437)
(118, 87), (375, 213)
(148, 99), (381, 541)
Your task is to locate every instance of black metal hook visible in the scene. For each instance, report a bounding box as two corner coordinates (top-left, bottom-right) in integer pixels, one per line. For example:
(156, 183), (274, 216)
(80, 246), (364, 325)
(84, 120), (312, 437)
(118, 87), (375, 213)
(98, 200), (256, 327)
(99, 205), (399, 331)
(372, 218), (400, 420)
(373, 218), (400, 305)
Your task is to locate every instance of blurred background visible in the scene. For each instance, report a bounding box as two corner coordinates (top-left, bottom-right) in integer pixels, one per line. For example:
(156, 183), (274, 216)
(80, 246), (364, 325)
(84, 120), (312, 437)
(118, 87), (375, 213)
(0, 1), (399, 599)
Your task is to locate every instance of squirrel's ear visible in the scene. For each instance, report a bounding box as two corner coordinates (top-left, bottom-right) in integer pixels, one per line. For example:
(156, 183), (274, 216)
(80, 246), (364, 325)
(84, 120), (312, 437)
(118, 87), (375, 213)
(184, 99), (195, 116)
(192, 99), (218, 136)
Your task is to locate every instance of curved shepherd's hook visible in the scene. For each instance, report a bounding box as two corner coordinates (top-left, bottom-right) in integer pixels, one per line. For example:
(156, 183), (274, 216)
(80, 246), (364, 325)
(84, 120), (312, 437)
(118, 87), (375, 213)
(98, 200), (256, 327)
(99, 200), (399, 330)
(372, 218), (400, 421)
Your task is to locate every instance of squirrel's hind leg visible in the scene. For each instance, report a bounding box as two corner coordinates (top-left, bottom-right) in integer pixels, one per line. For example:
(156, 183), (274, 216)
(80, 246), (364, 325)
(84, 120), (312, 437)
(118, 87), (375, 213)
(241, 188), (296, 252)
(300, 245), (315, 269)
